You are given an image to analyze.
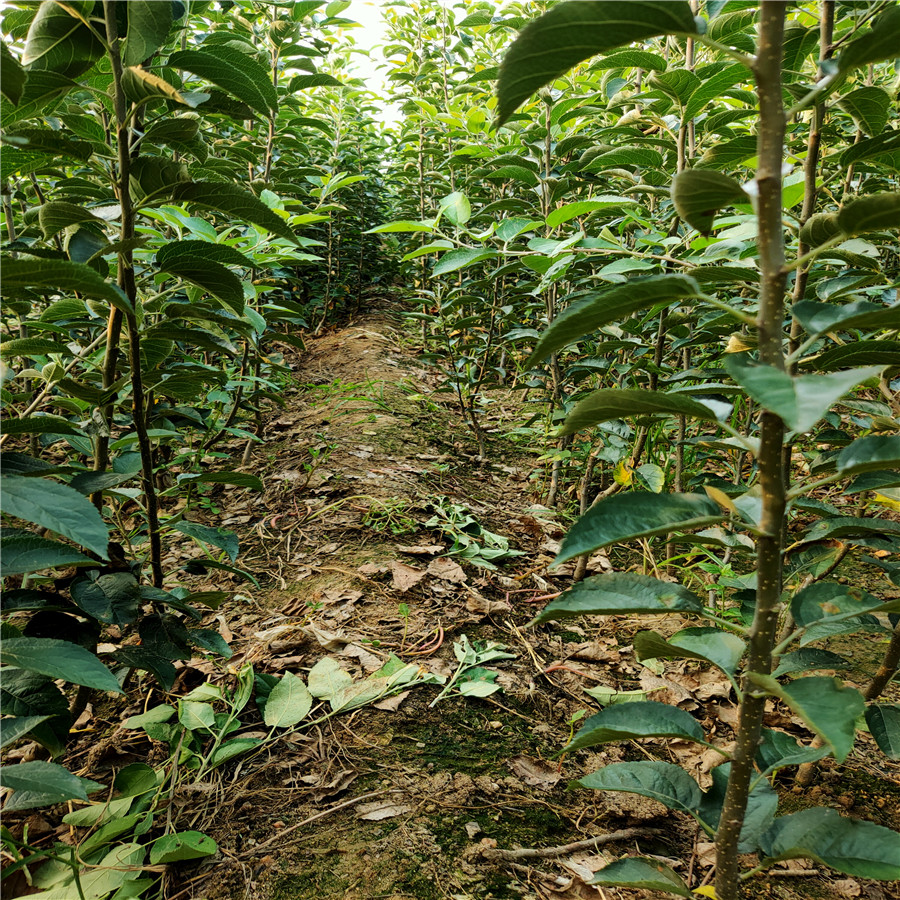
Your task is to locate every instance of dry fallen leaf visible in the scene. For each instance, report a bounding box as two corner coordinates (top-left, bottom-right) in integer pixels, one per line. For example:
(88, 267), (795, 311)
(301, 625), (349, 651)
(696, 841), (717, 869)
(341, 643), (384, 673)
(427, 556), (468, 583)
(508, 755), (561, 791)
(356, 800), (411, 821)
(391, 561), (426, 592)
(465, 592), (509, 615)
(397, 544), (445, 556)
(373, 690), (410, 712)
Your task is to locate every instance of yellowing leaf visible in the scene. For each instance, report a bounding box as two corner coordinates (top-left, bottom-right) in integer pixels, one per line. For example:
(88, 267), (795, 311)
(614, 458), (633, 486)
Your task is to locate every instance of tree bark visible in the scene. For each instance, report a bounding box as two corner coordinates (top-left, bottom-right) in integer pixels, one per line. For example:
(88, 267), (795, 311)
(714, 5), (788, 898)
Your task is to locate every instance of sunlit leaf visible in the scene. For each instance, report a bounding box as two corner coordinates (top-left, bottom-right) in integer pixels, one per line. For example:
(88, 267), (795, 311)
(497, 1), (697, 125)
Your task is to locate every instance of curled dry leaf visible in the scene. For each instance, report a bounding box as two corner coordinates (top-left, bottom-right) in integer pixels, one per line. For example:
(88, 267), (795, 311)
(396, 543), (445, 555)
(465, 592), (509, 615)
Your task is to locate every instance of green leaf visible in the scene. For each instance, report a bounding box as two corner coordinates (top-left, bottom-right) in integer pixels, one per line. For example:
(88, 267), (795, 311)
(2, 637), (123, 693)
(591, 49), (667, 71)
(169, 47), (277, 118)
(650, 67), (700, 106)
(150, 831), (217, 864)
(432, 247), (499, 276)
(439, 191), (471, 226)
(22, 0), (104, 78)
(38, 201), (110, 241)
(115, 763), (158, 797)
(694, 133), (758, 170)
(837, 435), (900, 477)
(123, 1), (173, 67)
(207, 737), (261, 768)
(838, 6), (900, 73)
(0, 337), (72, 358)
(1, 258), (132, 313)
(155, 254), (243, 312)
(576, 760), (701, 815)
(560, 389), (725, 436)
(288, 72), (343, 90)
(634, 627), (746, 677)
(756, 728), (830, 774)
(156, 239), (255, 271)
(532, 573), (705, 625)
(365, 220), (434, 234)
(759, 808), (900, 880)
(792, 299), (900, 336)
(0, 715), (52, 749)
(671, 169), (747, 234)
(122, 65), (192, 107)
(726, 355), (881, 434)
(263, 671), (313, 727)
(527, 275), (702, 366)
(0, 475), (109, 558)
(771, 649), (852, 678)
(799, 212), (842, 248)
(840, 131), (900, 170)
(0, 760), (93, 811)
(589, 858), (693, 898)
(0, 414), (79, 437)
(682, 63), (748, 122)
(171, 182), (298, 245)
(697, 763), (778, 851)
(747, 675), (864, 763)
(123, 704), (175, 730)
(178, 700), (215, 731)
(1, 41), (27, 105)
(865, 704), (900, 760)
(307, 656), (353, 703)
(178, 471), (263, 490)
(546, 197), (635, 228)
(496, 1), (697, 125)
(566, 701), (705, 752)
(838, 86), (892, 137)
(837, 193), (900, 237)
(71, 573), (140, 625)
(556, 492), (723, 565)
(1, 70), (78, 127)
(169, 521), (239, 562)
(807, 340), (900, 371)
(790, 582), (893, 627)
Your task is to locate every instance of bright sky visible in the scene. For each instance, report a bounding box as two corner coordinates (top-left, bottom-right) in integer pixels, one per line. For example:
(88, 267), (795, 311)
(343, 0), (400, 125)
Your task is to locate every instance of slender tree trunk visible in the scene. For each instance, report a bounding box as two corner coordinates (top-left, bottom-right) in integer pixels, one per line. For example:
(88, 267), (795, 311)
(105, 0), (163, 587)
(715, 5), (788, 898)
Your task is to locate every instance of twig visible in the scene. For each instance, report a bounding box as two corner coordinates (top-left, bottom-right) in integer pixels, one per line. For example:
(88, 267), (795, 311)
(237, 788), (401, 857)
(479, 827), (659, 861)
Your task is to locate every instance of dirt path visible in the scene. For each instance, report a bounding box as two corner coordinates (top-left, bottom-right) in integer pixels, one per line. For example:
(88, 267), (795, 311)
(161, 307), (898, 900)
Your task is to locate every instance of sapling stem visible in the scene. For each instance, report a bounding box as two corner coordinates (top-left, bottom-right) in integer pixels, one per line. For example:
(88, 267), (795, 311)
(714, 5), (789, 898)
